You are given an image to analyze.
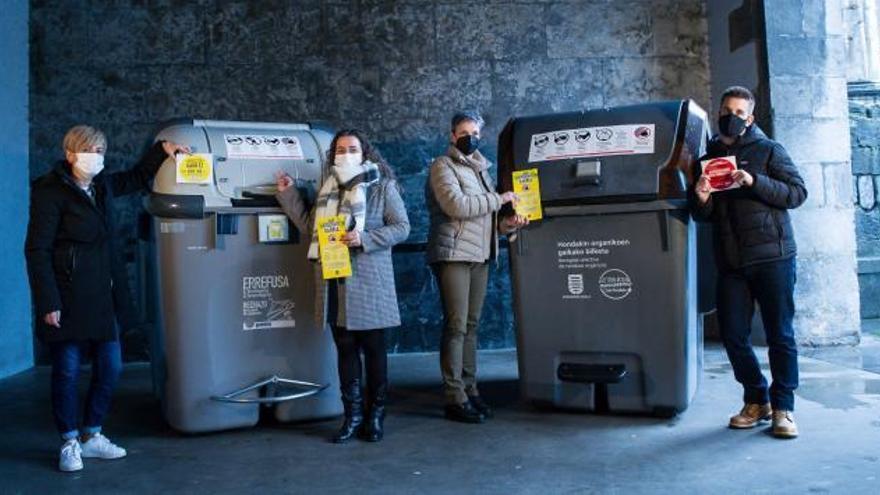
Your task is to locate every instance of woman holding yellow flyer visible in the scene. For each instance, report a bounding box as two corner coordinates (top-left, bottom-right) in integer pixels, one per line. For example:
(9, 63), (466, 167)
(426, 111), (529, 424)
(275, 129), (410, 444)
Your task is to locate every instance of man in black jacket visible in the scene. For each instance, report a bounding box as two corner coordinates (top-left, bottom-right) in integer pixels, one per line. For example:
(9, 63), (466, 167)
(693, 86), (807, 439)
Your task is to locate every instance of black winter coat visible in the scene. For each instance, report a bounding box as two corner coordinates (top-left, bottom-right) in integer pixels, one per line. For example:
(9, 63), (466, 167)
(691, 125), (808, 272)
(25, 141), (168, 342)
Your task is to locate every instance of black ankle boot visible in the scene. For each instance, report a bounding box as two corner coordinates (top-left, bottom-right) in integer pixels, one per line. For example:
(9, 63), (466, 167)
(363, 384), (387, 442)
(444, 401), (485, 424)
(332, 380), (364, 444)
(467, 394), (493, 419)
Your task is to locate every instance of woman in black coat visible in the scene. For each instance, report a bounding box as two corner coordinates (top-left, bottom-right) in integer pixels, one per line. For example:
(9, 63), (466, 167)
(25, 125), (188, 472)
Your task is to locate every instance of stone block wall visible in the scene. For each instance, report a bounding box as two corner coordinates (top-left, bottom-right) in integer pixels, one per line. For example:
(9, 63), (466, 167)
(764, 0), (861, 344)
(29, 0), (710, 358)
(849, 85), (880, 319)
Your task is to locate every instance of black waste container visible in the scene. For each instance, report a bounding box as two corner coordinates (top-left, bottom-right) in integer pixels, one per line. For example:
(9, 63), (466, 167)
(498, 100), (711, 416)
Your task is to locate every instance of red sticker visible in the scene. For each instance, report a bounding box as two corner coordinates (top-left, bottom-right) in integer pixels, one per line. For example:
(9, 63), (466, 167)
(703, 157), (737, 190)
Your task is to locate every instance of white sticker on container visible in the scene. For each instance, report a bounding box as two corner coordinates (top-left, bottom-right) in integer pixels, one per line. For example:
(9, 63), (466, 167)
(224, 134), (305, 160)
(598, 269), (633, 300)
(258, 214), (290, 243)
(159, 221), (185, 234)
(527, 124), (655, 163)
(242, 274), (296, 331)
(557, 238), (633, 301)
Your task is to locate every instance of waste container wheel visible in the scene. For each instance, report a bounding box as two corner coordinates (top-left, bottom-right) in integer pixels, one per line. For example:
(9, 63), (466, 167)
(652, 406), (678, 419)
(530, 399), (556, 412)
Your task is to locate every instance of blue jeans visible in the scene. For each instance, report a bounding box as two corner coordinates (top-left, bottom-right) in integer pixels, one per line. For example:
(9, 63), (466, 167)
(50, 339), (123, 440)
(717, 258), (798, 411)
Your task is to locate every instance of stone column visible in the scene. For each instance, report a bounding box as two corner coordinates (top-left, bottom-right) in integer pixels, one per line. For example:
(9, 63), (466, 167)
(845, 1), (880, 319)
(849, 87), (880, 319)
(764, 0), (861, 344)
(844, 0), (880, 82)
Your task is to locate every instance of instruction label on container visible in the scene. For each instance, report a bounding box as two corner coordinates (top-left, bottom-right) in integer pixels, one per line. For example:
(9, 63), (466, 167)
(317, 215), (352, 279)
(258, 214), (289, 243)
(175, 153), (213, 184)
(528, 124), (655, 163)
(512, 168), (543, 221)
(242, 274), (296, 331)
(224, 134), (305, 160)
(557, 238), (633, 301)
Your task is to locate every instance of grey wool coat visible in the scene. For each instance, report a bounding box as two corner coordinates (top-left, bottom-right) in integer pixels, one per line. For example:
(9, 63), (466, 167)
(276, 177), (410, 330)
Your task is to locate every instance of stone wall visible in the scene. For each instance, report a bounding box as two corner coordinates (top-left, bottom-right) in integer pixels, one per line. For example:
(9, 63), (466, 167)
(29, 0), (711, 358)
(849, 85), (880, 319)
(764, 0), (861, 345)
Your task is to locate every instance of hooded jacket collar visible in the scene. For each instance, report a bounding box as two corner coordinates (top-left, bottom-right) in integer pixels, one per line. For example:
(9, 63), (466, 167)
(51, 159), (103, 212)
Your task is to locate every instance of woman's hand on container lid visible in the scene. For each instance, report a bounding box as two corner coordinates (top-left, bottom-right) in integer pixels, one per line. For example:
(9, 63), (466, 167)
(162, 141), (191, 159)
(275, 170), (294, 192)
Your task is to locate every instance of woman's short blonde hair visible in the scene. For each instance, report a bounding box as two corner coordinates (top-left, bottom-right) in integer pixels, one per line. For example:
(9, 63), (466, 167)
(62, 125), (107, 153)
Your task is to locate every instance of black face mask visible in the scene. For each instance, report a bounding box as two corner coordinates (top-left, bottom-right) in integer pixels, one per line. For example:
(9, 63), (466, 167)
(454, 135), (480, 155)
(718, 114), (748, 138)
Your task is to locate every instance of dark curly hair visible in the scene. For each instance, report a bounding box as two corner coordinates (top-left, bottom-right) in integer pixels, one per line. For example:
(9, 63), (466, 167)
(327, 129), (396, 181)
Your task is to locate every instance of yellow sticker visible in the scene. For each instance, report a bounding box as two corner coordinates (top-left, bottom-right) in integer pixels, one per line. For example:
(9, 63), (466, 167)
(268, 219), (285, 240)
(512, 168), (543, 221)
(258, 214), (289, 243)
(317, 215), (352, 280)
(175, 153), (213, 184)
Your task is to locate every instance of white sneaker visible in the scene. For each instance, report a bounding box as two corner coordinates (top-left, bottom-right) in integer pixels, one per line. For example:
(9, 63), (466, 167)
(59, 439), (83, 472)
(80, 433), (127, 459)
(772, 410), (799, 439)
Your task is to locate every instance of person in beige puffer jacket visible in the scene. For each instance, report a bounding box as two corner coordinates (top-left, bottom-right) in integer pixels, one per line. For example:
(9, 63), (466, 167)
(425, 111), (528, 424)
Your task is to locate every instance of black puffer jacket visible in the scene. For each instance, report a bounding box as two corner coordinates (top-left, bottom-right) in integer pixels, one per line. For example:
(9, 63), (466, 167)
(25, 141), (168, 342)
(691, 125), (807, 272)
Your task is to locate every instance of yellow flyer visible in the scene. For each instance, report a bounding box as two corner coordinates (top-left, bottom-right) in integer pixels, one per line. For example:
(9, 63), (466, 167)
(512, 168), (543, 221)
(317, 215), (352, 279)
(175, 153), (213, 184)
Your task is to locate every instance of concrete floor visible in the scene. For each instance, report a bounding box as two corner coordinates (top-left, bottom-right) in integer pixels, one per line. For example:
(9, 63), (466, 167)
(1, 341), (879, 495)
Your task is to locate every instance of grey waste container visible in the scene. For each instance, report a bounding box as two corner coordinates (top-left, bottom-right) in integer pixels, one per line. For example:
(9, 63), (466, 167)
(498, 100), (711, 417)
(145, 119), (342, 433)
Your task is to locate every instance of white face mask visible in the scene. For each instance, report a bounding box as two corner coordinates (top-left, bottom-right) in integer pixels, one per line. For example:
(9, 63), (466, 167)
(334, 152), (363, 169)
(73, 153), (105, 179)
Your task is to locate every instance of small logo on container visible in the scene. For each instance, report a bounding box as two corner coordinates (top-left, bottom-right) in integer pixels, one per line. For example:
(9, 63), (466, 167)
(567, 273), (584, 295)
(598, 269), (632, 300)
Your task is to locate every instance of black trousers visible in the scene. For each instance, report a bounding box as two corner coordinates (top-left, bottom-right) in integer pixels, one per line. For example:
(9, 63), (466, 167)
(327, 281), (388, 398)
(330, 324), (387, 398)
